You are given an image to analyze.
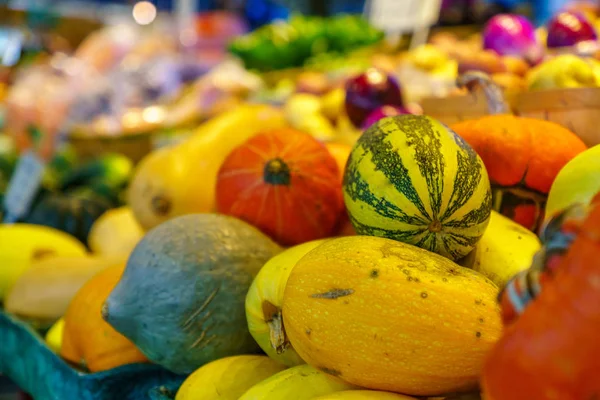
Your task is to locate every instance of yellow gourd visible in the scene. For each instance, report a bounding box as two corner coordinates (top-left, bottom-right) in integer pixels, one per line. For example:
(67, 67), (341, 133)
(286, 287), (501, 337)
(239, 364), (355, 400)
(246, 239), (328, 367)
(282, 236), (502, 397)
(0, 224), (87, 299)
(175, 355), (286, 400)
(315, 390), (417, 400)
(45, 318), (65, 353)
(88, 207), (144, 257)
(128, 104), (287, 230)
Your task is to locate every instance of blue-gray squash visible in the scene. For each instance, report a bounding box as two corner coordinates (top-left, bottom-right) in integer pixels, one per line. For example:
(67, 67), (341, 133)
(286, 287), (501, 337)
(102, 213), (282, 374)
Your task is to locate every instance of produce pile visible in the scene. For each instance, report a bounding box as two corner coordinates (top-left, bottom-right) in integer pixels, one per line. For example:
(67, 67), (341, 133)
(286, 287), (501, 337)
(1, 6), (600, 400)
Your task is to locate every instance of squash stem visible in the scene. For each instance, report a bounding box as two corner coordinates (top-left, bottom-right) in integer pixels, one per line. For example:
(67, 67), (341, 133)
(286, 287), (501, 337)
(263, 300), (289, 354)
(264, 158), (291, 186)
(457, 71), (511, 115)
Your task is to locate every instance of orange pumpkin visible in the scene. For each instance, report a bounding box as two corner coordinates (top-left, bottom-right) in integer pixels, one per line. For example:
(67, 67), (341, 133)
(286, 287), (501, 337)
(216, 128), (344, 246)
(483, 192), (600, 399)
(60, 263), (148, 372)
(452, 72), (587, 231)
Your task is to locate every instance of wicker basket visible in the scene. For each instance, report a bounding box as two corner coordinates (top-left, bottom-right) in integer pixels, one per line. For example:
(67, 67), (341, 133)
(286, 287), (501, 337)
(68, 131), (155, 164)
(420, 91), (494, 126)
(422, 87), (600, 147)
(513, 87), (600, 147)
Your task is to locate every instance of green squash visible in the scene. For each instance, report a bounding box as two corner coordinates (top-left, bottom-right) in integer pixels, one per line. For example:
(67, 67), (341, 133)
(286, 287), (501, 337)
(24, 190), (115, 246)
(102, 213), (282, 374)
(343, 115), (492, 261)
(21, 153), (133, 245)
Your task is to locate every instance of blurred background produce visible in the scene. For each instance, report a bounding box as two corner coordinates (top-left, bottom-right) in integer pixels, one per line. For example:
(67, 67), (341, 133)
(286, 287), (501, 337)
(2, 0), (600, 399)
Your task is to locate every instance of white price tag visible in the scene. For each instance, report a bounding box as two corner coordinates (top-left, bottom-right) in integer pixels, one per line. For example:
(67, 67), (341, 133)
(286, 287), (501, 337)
(365, 0), (442, 48)
(2, 151), (45, 223)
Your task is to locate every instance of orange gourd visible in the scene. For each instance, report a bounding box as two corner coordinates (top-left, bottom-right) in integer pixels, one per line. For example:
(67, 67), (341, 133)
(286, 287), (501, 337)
(451, 72), (587, 231)
(216, 128), (344, 246)
(483, 192), (600, 399)
(60, 263), (148, 372)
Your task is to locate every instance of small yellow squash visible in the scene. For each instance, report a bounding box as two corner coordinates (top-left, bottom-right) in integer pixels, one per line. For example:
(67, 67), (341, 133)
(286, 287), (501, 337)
(239, 364), (355, 400)
(245, 239), (328, 367)
(175, 355), (286, 400)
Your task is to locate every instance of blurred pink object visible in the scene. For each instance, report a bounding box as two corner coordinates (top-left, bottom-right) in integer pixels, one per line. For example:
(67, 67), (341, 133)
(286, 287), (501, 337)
(181, 11), (248, 50)
(361, 105), (411, 130)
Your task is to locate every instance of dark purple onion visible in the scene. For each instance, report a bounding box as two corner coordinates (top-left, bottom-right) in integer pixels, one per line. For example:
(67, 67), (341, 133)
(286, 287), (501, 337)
(483, 14), (542, 63)
(361, 105), (411, 130)
(547, 11), (598, 48)
(344, 69), (404, 128)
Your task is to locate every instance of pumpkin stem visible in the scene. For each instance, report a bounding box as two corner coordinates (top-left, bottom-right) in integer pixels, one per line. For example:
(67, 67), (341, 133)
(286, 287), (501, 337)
(264, 158), (291, 186)
(262, 301), (290, 354)
(457, 71), (511, 115)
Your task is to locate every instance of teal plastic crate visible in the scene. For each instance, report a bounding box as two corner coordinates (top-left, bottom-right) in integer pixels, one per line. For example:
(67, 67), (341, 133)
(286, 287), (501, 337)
(0, 312), (186, 400)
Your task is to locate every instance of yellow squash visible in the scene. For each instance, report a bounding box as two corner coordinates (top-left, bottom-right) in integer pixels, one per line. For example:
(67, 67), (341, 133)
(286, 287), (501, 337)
(45, 318), (65, 353)
(460, 210), (541, 288)
(88, 207), (145, 257)
(282, 236), (502, 397)
(175, 355), (286, 400)
(128, 104), (287, 230)
(0, 224), (87, 298)
(545, 144), (600, 219)
(239, 364), (355, 400)
(315, 390), (417, 400)
(246, 239), (328, 367)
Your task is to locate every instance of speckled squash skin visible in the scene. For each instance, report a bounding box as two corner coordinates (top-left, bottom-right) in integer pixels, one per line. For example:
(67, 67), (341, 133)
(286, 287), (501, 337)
(103, 214), (282, 374)
(282, 236), (502, 396)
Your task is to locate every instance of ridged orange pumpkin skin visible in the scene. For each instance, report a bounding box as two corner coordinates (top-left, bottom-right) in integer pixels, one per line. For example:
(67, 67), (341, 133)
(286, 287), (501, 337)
(282, 236), (502, 396)
(482, 193), (600, 400)
(216, 128), (344, 246)
(452, 115), (587, 230)
(60, 263), (148, 372)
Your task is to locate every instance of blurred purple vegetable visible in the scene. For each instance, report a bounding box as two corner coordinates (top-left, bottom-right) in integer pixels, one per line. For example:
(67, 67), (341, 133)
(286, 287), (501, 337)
(344, 69), (404, 128)
(361, 105), (411, 130)
(546, 11), (598, 48)
(483, 14), (542, 64)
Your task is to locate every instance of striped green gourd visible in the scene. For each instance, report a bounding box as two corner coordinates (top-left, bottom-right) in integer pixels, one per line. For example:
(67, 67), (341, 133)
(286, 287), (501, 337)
(343, 114), (492, 260)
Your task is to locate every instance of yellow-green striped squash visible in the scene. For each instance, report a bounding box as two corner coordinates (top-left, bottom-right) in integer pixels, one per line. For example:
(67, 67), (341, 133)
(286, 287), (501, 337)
(343, 115), (492, 260)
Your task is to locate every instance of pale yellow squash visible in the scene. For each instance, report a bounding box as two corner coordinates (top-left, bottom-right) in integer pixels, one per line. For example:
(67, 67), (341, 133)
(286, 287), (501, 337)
(88, 207), (144, 257)
(239, 364), (355, 400)
(175, 355), (286, 400)
(245, 239), (328, 367)
(315, 390), (417, 400)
